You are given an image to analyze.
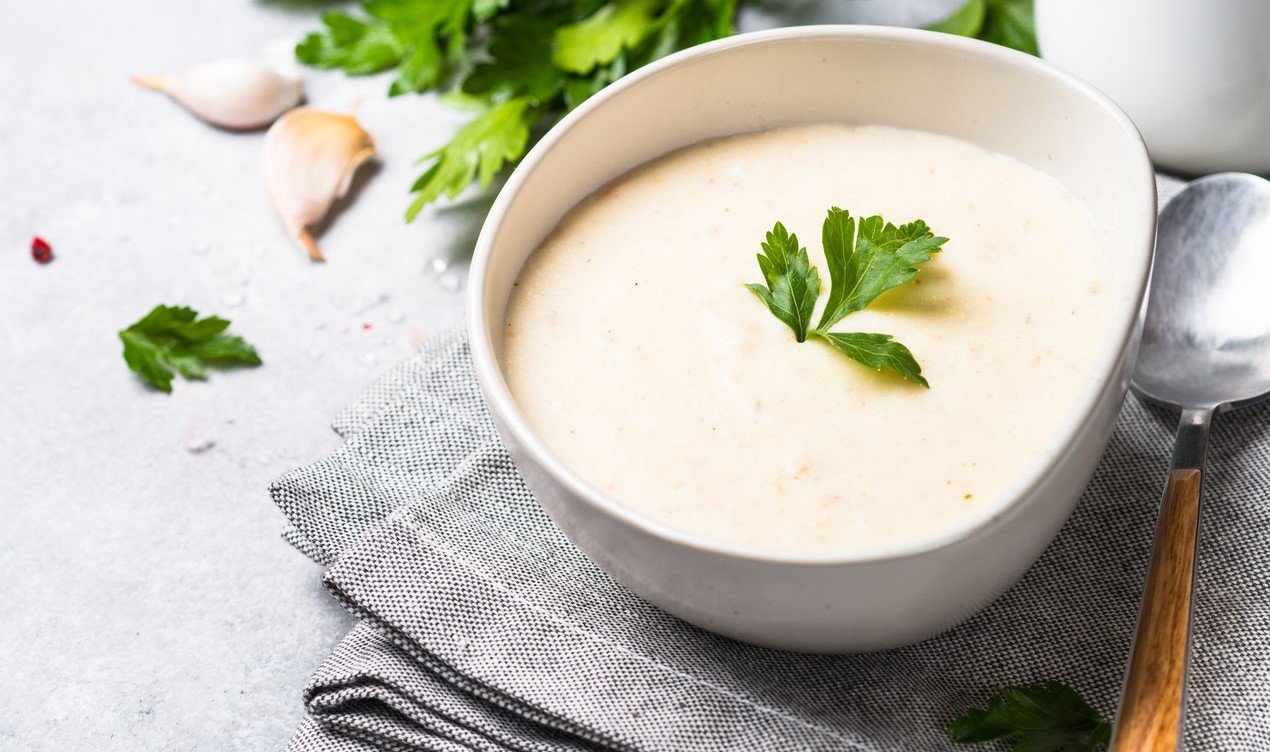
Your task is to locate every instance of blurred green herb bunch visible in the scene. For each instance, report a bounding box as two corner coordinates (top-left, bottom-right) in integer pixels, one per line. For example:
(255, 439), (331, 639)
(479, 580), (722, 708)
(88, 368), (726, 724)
(296, 0), (1034, 218)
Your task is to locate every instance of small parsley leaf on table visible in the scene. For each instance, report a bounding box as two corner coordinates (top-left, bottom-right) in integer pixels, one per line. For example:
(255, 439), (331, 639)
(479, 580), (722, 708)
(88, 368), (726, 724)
(119, 305), (262, 393)
(948, 682), (1113, 751)
(747, 207), (944, 386)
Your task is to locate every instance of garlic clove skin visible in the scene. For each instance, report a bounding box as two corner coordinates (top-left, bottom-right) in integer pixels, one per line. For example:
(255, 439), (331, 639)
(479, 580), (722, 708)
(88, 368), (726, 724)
(134, 57), (303, 130)
(263, 107), (376, 262)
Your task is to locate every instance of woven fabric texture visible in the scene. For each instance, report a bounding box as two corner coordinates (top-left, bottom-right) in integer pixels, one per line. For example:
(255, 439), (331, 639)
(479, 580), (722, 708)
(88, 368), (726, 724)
(273, 176), (1270, 751)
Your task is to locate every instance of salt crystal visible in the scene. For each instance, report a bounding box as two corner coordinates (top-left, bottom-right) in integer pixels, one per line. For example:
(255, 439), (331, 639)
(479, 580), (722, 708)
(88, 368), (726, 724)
(429, 257), (448, 274)
(438, 272), (462, 292)
(192, 241), (211, 256)
(220, 290), (245, 307)
(184, 428), (216, 454)
(387, 305), (405, 324)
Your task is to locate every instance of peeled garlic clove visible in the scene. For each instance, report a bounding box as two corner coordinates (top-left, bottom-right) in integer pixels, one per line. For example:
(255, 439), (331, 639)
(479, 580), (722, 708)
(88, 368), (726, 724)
(133, 57), (303, 130)
(263, 108), (376, 262)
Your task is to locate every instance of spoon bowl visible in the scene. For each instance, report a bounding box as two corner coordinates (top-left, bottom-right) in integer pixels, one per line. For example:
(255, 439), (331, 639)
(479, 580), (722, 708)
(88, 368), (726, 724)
(1133, 173), (1270, 411)
(1113, 172), (1270, 751)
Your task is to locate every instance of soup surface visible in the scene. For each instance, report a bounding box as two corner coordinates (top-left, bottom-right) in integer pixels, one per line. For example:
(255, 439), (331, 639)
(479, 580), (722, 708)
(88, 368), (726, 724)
(502, 125), (1110, 553)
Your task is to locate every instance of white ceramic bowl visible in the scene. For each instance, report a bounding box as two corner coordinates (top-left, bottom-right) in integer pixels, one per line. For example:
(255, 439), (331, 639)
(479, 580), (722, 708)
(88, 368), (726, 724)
(467, 26), (1156, 653)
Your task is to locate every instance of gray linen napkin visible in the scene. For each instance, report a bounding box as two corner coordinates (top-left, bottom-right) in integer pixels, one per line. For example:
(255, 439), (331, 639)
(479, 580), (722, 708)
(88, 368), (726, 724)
(274, 176), (1270, 751)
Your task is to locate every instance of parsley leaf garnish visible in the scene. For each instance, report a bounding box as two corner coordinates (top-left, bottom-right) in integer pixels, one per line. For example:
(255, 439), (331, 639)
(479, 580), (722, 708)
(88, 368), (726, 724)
(927, 0), (1038, 56)
(949, 682), (1112, 751)
(747, 208), (944, 387)
(812, 332), (928, 388)
(817, 208), (947, 331)
(744, 222), (820, 343)
(119, 305), (262, 393)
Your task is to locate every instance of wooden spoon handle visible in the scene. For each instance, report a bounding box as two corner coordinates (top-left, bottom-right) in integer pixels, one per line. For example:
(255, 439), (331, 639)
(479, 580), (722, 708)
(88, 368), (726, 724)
(1111, 408), (1212, 752)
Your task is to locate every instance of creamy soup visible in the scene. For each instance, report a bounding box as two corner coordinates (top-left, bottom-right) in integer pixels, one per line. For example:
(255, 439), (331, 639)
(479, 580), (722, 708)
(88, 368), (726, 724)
(502, 125), (1109, 553)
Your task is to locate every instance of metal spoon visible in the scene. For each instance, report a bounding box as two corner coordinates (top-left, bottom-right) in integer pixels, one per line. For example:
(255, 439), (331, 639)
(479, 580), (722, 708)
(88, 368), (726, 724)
(1111, 173), (1270, 751)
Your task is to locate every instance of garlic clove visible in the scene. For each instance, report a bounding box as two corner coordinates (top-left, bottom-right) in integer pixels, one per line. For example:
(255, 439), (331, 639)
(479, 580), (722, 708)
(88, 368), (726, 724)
(133, 57), (303, 130)
(263, 107), (376, 262)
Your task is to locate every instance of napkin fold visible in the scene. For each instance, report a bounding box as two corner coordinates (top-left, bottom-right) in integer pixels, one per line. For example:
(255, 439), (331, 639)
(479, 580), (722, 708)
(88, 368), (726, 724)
(274, 178), (1270, 751)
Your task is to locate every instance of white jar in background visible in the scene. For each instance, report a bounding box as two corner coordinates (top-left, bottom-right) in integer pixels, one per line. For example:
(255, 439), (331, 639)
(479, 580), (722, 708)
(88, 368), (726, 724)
(1036, 0), (1270, 175)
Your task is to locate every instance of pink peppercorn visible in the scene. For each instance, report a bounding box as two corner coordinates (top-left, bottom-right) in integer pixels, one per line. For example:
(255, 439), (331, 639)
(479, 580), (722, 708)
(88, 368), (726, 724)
(31, 236), (53, 264)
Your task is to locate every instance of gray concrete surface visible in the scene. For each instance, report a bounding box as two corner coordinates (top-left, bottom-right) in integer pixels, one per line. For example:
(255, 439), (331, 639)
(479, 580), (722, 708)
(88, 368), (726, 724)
(0, 1), (953, 749)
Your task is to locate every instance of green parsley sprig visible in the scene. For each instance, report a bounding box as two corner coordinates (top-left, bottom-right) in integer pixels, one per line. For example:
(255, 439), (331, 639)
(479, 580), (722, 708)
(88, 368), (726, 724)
(949, 682), (1113, 751)
(296, 1), (1036, 219)
(119, 305), (262, 393)
(747, 207), (946, 387)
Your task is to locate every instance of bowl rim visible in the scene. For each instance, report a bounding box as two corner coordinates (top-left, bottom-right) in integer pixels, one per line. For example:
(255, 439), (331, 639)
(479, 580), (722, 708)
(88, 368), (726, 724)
(466, 24), (1157, 566)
